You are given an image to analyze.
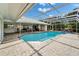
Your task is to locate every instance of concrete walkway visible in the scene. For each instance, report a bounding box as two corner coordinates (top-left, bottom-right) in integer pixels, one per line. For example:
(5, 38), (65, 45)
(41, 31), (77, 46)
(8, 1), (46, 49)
(0, 34), (79, 56)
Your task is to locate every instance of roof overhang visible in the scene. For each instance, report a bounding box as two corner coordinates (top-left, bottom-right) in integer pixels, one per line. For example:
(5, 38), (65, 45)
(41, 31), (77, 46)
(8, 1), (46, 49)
(0, 3), (34, 21)
(16, 16), (48, 25)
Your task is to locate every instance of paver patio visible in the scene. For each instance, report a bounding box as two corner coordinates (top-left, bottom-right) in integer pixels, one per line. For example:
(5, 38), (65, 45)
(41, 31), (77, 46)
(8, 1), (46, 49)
(0, 34), (79, 56)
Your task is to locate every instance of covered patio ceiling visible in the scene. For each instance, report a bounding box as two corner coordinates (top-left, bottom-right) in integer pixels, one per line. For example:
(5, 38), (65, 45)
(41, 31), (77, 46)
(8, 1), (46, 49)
(0, 3), (34, 21)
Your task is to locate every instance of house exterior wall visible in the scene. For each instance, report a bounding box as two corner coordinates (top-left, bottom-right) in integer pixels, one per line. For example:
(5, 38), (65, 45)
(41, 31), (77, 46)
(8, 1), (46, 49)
(0, 16), (4, 43)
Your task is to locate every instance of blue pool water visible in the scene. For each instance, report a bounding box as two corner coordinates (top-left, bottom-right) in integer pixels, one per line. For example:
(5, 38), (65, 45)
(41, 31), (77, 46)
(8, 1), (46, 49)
(20, 32), (65, 42)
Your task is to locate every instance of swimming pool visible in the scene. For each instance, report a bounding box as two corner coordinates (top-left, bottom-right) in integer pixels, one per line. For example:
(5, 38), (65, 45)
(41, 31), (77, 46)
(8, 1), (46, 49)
(20, 32), (65, 42)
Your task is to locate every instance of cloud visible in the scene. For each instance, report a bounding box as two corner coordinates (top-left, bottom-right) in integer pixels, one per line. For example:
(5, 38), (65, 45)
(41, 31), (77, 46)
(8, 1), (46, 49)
(48, 14), (53, 17)
(38, 8), (51, 13)
(39, 3), (46, 6)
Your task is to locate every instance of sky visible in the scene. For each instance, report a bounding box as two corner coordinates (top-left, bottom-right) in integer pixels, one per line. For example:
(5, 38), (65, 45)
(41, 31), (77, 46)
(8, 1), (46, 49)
(23, 3), (79, 20)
